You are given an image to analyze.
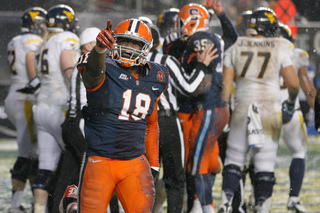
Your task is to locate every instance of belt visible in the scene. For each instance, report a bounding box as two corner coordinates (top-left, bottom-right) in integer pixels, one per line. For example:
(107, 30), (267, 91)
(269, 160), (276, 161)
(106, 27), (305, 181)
(158, 109), (175, 117)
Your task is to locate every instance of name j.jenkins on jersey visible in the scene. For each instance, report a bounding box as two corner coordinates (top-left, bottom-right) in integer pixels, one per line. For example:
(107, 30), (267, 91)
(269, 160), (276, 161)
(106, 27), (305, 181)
(238, 40), (276, 48)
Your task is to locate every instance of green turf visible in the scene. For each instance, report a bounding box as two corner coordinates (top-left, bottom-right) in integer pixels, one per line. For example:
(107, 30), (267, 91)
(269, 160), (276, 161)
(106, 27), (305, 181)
(0, 137), (319, 212)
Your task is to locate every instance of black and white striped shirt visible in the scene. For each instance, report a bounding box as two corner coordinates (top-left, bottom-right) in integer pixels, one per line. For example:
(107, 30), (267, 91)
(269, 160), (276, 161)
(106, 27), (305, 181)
(68, 67), (87, 116)
(147, 49), (209, 113)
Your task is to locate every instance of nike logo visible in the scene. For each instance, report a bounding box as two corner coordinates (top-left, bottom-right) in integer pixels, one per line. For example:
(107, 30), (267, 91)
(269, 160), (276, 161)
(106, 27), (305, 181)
(152, 86), (159, 90)
(88, 158), (102, 163)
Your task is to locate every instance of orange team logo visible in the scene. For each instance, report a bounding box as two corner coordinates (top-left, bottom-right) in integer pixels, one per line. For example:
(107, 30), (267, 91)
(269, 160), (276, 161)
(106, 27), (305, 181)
(264, 12), (275, 24)
(28, 11), (40, 22)
(63, 10), (74, 22)
(156, 71), (165, 82)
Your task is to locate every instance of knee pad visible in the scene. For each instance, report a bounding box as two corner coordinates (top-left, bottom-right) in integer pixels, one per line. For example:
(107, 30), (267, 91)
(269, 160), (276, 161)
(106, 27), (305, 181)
(222, 165), (242, 195)
(10, 157), (33, 182)
(32, 169), (55, 191)
(254, 172), (275, 205)
(222, 164), (242, 178)
(255, 172), (276, 184)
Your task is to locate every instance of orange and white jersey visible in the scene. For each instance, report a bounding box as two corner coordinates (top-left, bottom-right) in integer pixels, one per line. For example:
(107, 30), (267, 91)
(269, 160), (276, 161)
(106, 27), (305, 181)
(7, 33), (42, 93)
(36, 31), (80, 109)
(224, 36), (293, 106)
(280, 48), (309, 108)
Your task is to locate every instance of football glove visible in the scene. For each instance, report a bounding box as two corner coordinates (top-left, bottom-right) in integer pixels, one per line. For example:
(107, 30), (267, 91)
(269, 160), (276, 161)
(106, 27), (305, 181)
(95, 19), (116, 53)
(206, 0), (223, 14)
(16, 76), (40, 94)
(282, 100), (295, 124)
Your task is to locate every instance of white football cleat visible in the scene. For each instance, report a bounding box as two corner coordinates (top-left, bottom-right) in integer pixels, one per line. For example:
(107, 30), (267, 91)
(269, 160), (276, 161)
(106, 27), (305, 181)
(287, 196), (306, 213)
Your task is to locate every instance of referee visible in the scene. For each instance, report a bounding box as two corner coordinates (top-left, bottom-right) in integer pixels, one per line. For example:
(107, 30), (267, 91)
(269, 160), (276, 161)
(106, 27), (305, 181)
(145, 21), (218, 213)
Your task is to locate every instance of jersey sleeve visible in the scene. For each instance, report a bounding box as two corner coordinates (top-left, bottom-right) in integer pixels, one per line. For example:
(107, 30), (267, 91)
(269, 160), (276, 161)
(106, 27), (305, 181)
(76, 51), (106, 92)
(280, 39), (294, 68)
(297, 49), (309, 67)
(60, 32), (80, 51)
(23, 35), (42, 52)
(7, 38), (15, 65)
(145, 99), (160, 169)
(76, 52), (89, 75)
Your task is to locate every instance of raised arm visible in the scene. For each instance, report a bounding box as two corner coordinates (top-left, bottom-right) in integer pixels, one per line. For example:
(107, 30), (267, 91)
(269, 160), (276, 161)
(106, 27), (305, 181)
(82, 20), (115, 89)
(206, 0), (238, 50)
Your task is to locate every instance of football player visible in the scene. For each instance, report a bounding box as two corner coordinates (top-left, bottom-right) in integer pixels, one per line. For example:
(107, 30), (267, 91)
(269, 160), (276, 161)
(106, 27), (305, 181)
(32, 4), (80, 213)
(220, 7), (300, 213)
(5, 7), (47, 213)
(157, 8), (180, 53)
(278, 23), (315, 213)
(77, 18), (169, 213)
(235, 10), (252, 37)
(175, 4), (230, 212)
(50, 27), (101, 213)
(139, 17), (219, 213)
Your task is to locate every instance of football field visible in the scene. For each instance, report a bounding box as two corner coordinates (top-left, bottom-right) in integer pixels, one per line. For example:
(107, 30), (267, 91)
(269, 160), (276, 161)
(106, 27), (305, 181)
(0, 136), (319, 212)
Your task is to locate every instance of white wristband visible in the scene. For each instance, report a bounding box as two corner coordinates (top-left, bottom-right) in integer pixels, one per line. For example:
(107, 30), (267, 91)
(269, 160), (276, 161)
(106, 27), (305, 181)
(151, 166), (160, 172)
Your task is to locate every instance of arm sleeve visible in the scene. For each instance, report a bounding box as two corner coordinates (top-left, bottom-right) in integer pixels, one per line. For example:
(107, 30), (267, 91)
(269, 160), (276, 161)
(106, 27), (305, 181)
(145, 99), (160, 169)
(217, 11), (238, 50)
(60, 33), (80, 51)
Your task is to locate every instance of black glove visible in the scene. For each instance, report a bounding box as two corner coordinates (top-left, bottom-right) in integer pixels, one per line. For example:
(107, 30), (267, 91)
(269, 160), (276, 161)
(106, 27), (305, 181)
(282, 100), (295, 124)
(151, 167), (159, 183)
(16, 77), (40, 94)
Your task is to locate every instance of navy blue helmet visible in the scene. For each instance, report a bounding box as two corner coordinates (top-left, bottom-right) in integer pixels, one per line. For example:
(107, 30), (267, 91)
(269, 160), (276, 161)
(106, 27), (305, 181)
(21, 7), (47, 35)
(47, 4), (77, 33)
(157, 8), (180, 37)
(279, 23), (294, 43)
(247, 7), (280, 37)
(236, 10), (252, 36)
